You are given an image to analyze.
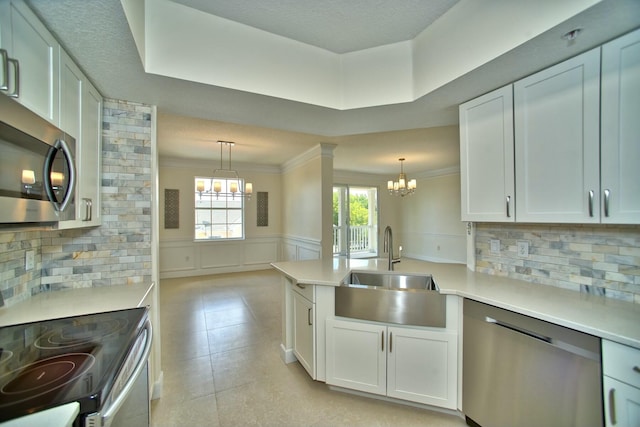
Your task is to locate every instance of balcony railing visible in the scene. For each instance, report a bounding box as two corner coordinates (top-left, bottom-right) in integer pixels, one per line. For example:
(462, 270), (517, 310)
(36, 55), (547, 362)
(333, 225), (377, 256)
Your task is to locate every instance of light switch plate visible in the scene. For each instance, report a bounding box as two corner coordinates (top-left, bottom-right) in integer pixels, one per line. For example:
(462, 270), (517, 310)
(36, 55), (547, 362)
(490, 239), (500, 254)
(517, 240), (529, 257)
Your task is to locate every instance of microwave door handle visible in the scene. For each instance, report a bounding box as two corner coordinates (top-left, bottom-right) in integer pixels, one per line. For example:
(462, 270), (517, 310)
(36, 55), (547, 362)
(55, 138), (76, 213)
(43, 139), (76, 212)
(43, 146), (57, 207)
(100, 320), (153, 427)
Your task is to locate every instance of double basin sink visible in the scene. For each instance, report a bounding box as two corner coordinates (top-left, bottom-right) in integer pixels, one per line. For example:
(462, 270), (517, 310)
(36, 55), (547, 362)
(335, 271), (446, 328)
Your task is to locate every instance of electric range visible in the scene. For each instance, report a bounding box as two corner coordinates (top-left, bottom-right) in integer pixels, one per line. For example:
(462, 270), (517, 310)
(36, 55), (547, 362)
(0, 307), (149, 424)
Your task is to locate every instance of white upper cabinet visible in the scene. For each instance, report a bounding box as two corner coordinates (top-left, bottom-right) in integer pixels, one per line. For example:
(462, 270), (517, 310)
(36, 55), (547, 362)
(1, 0), (59, 124)
(514, 48), (601, 223)
(459, 85), (515, 222)
(600, 28), (640, 224)
(57, 49), (103, 229)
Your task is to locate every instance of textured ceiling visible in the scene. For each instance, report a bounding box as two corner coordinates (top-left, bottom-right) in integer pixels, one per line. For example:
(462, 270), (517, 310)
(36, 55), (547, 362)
(172, 0), (460, 53)
(23, 0), (640, 175)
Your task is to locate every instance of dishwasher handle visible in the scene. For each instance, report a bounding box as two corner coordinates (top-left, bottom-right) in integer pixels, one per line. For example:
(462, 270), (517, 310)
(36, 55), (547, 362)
(485, 316), (552, 344)
(485, 316), (600, 361)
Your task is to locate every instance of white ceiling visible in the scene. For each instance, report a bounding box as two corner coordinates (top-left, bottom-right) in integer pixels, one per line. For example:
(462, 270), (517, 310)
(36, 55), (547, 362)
(24, 0), (640, 175)
(172, 0), (460, 54)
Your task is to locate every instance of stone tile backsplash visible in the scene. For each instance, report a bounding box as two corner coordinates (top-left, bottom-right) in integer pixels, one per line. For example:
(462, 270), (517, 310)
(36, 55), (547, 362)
(0, 99), (153, 307)
(475, 223), (640, 304)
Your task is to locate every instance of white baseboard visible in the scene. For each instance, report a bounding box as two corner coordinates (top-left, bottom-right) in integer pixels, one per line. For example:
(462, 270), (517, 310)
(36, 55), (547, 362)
(280, 343), (297, 364)
(151, 370), (164, 400)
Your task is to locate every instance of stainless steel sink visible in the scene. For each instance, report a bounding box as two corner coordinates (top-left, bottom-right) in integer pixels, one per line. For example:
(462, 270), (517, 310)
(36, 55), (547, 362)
(335, 271), (446, 327)
(349, 271), (439, 291)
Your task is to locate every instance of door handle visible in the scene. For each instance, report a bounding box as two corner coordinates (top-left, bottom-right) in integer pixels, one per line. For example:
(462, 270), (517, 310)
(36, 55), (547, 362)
(588, 190), (594, 217)
(83, 198), (93, 221)
(506, 195), (511, 218)
(0, 49), (8, 91)
(609, 388), (617, 425)
(307, 308), (312, 326)
(389, 332), (393, 353)
(604, 189), (610, 217)
(7, 58), (19, 98)
(381, 331), (384, 352)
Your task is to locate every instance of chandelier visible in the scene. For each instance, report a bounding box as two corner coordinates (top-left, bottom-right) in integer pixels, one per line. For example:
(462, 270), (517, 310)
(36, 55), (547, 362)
(197, 141), (252, 200)
(387, 158), (417, 197)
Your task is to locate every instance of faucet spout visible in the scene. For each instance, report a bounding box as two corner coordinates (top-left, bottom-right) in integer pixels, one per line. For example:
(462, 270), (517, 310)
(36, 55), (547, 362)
(383, 226), (401, 271)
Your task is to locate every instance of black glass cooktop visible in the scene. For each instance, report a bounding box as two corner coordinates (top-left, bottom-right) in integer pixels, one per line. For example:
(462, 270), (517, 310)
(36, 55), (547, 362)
(0, 307), (148, 422)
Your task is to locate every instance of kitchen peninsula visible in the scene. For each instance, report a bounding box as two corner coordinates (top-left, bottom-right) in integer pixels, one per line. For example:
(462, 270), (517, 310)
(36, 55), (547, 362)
(272, 258), (640, 415)
(273, 258), (640, 348)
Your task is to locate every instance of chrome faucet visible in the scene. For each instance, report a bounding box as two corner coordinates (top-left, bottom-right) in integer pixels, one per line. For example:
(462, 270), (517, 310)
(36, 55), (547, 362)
(383, 226), (401, 271)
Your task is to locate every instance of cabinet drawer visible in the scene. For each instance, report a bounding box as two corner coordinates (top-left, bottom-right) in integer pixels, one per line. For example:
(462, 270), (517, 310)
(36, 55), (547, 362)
(291, 282), (314, 302)
(603, 340), (640, 388)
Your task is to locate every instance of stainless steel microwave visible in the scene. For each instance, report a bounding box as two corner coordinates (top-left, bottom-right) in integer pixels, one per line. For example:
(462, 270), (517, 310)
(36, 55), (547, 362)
(0, 93), (76, 224)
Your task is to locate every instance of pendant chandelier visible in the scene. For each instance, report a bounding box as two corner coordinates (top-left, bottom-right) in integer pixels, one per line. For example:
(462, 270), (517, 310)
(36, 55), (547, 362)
(387, 158), (417, 197)
(197, 141), (252, 200)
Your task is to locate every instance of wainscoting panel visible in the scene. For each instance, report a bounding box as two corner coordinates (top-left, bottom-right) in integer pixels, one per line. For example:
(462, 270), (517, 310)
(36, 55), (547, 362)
(160, 237), (281, 278)
(159, 244), (196, 272)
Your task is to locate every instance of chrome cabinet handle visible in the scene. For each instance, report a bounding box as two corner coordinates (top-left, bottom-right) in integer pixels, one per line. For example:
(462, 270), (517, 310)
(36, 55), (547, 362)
(604, 189), (610, 217)
(609, 388), (617, 425)
(389, 332), (393, 353)
(296, 283), (306, 289)
(83, 198), (92, 221)
(506, 196), (511, 218)
(7, 58), (19, 98)
(633, 366), (640, 374)
(307, 308), (312, 326)
(0, 49), (8, 91)
(381, 331), (384, 352)
(588, 190), (594, 217)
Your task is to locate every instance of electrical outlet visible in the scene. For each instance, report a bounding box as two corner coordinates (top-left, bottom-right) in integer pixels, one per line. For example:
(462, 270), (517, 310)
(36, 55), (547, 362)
(517, 240), (529, 257)
(25, 250), (35, 270)
(490, 239), (500, 254)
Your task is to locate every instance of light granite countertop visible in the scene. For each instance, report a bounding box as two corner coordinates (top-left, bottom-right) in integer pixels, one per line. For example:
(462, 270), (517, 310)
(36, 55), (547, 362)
(0, 282), (154, 327)
(271, 258), (640, 349)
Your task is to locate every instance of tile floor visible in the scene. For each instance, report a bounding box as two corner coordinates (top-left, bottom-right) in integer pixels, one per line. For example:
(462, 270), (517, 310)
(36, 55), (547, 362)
(151, 269), (467, 426)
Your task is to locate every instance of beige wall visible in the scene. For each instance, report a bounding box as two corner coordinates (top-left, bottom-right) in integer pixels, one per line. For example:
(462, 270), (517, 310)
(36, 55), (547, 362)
(158, 157), (283, 277)
(281, 144), (335, 260)
(399, 173), (466, 263)
(158, 159), (282, 241)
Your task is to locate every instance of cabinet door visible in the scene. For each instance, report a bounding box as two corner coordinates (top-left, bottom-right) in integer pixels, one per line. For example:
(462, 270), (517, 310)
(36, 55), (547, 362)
(8, 0), (59, 124)
(603, 376), (640, 427)
(325, 318), (386, 396)
(59, 48), (82, 139)
(459, 85), (515, 222)
(514, 48), (600, 223)
(57, 49), (103, 229)
(79, 80), (102, 226)
(0, 1), (11, 90)
(292, 291), (315, 379)
(601, 28), (640, 224)
(387, 326), (457, 408)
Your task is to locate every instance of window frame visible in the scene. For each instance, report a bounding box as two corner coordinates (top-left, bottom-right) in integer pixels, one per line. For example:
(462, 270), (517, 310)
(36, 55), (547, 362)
(194, 176), (246, 241)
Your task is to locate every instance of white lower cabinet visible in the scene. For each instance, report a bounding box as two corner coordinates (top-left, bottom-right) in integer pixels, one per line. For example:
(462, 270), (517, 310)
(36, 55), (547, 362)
(602, 340), (640, 427)
(326, 317), (457, 409)
(292, 289), (315, 378)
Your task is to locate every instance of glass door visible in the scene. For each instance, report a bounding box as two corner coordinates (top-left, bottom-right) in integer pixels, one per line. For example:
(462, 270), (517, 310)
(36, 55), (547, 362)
(333, 185), (378, 258)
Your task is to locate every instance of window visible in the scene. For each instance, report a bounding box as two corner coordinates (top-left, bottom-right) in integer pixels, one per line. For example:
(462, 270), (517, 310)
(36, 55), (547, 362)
(195, 177), (245, 240)
(333, 185), (378, 258)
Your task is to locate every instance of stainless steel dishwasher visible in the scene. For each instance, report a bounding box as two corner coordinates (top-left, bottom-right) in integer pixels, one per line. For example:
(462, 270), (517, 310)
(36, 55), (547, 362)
(463, 299), (603, 427)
